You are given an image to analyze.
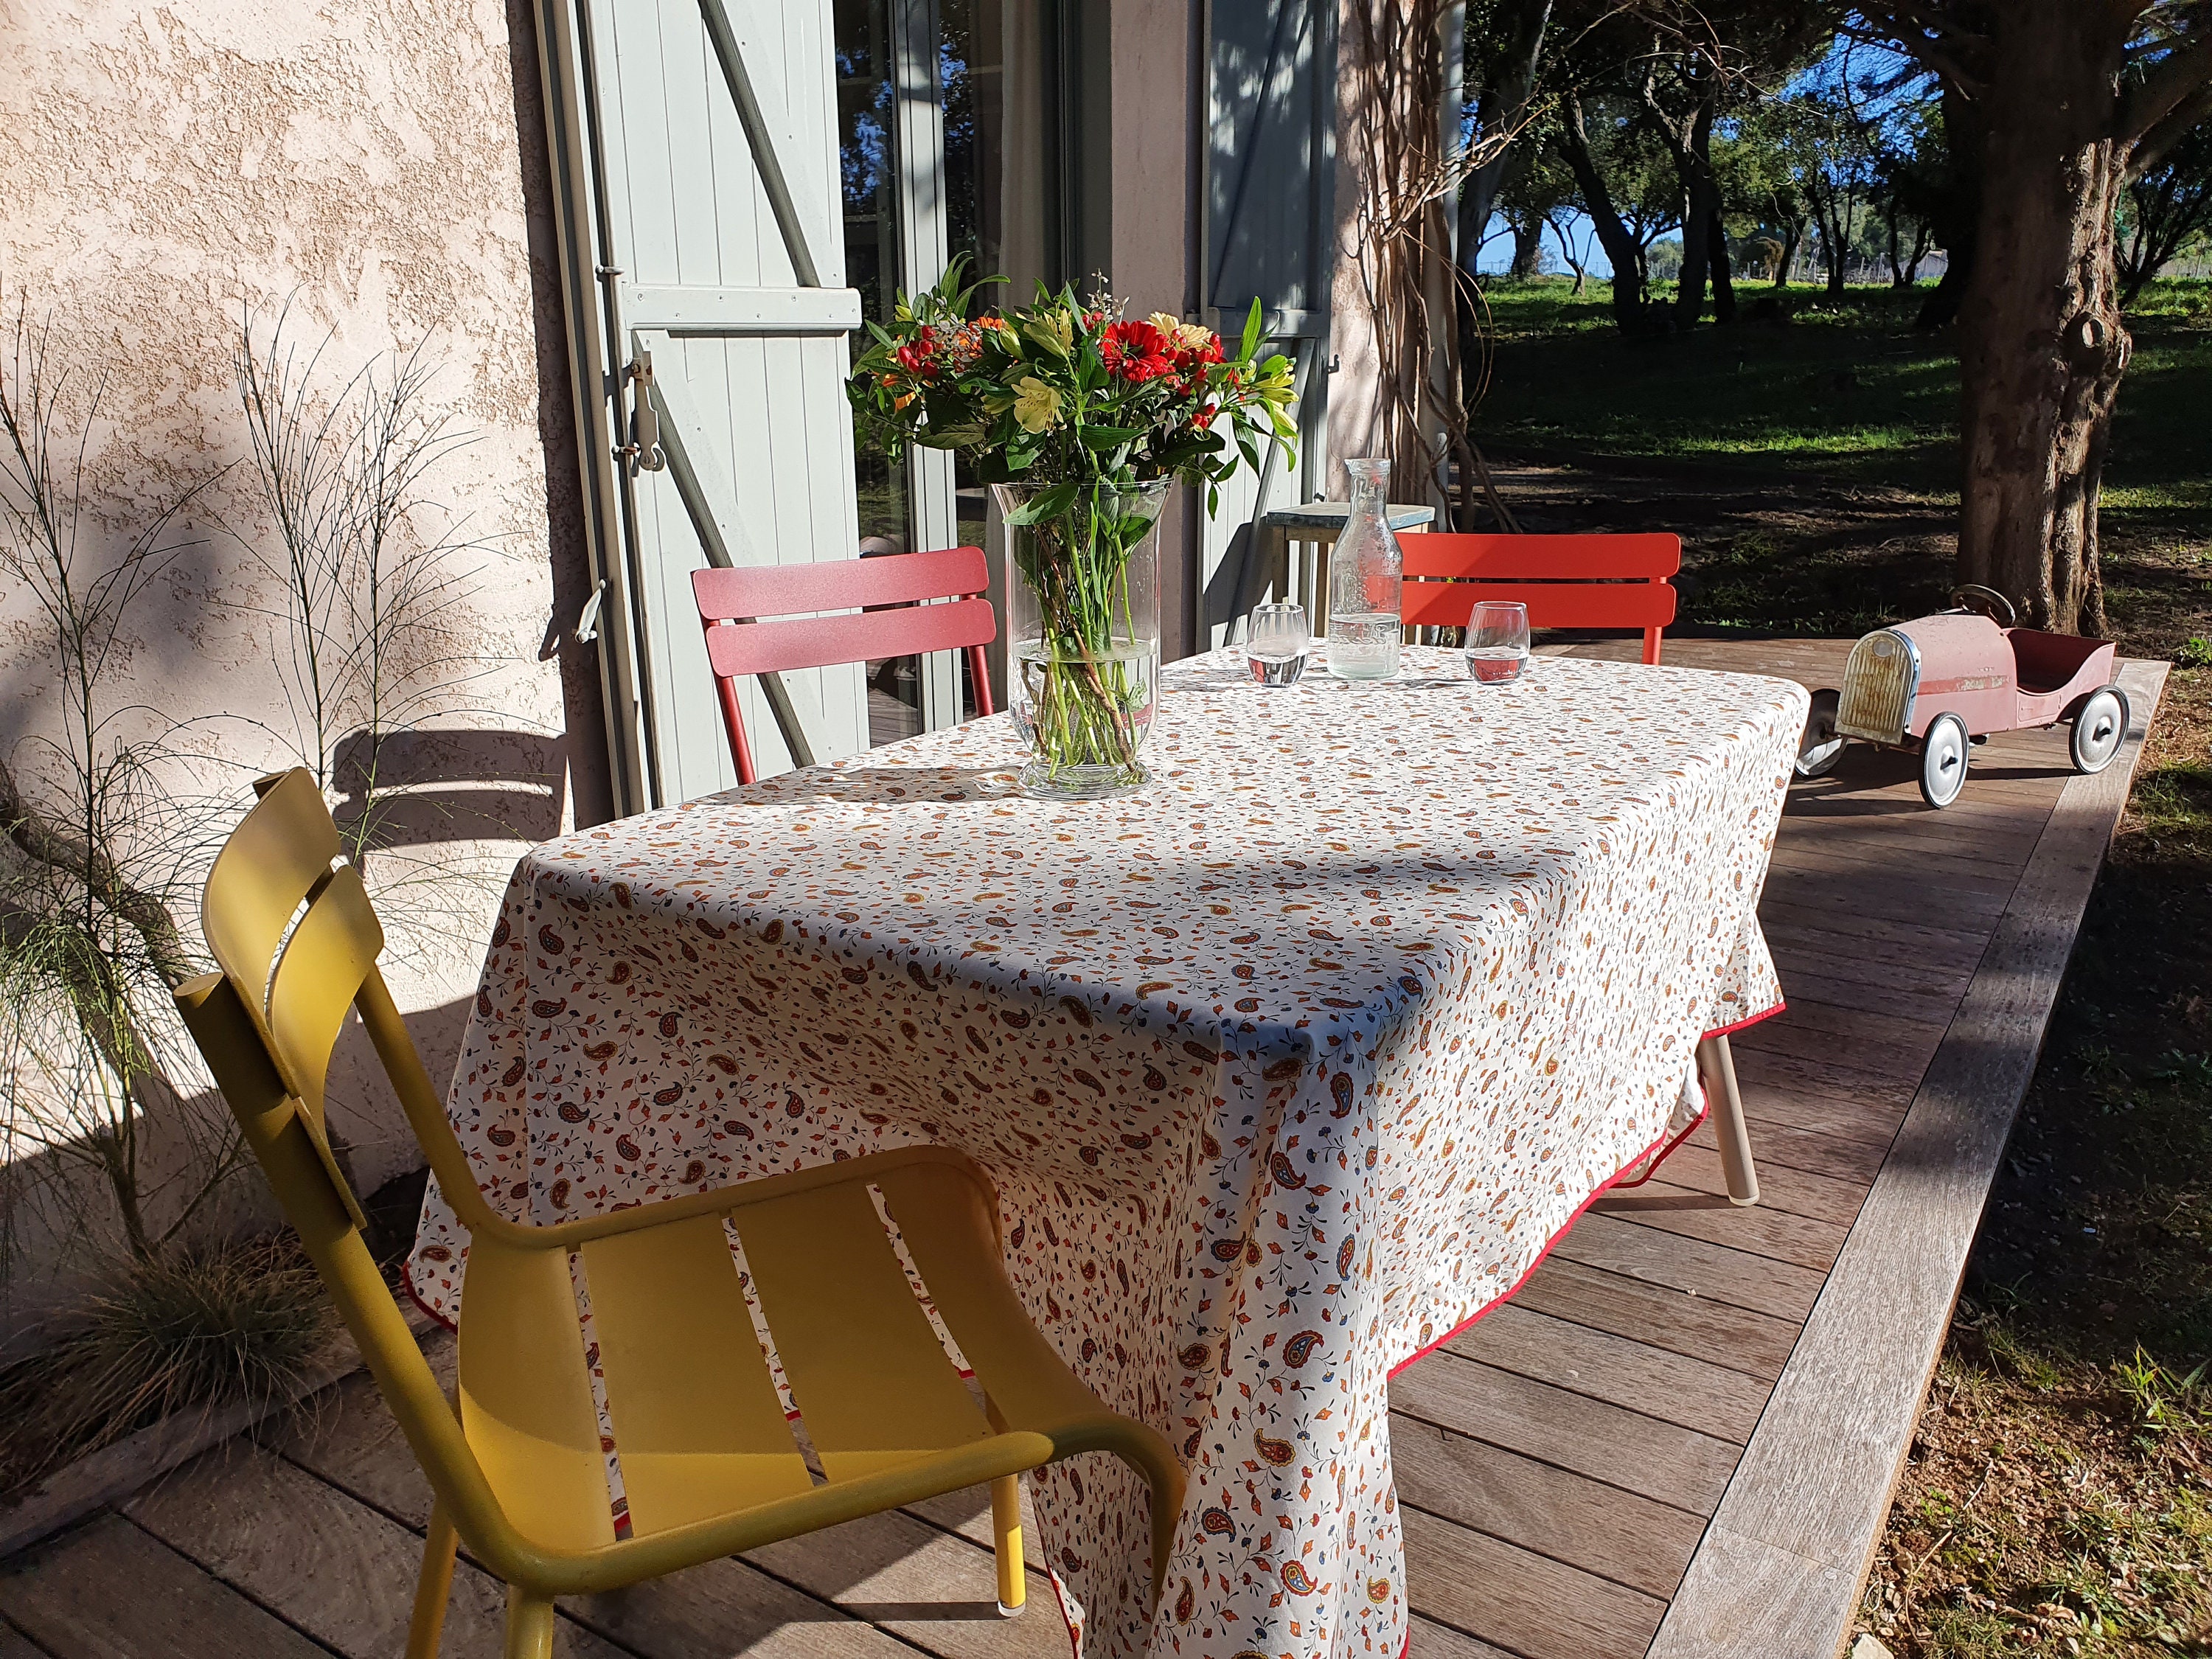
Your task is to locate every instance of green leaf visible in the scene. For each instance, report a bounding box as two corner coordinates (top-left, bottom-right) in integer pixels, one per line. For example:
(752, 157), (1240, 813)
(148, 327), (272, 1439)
(1004, 481), (1080, 526)
(1078, 425), (1144, 451)
(1239, 297), (1264, 364)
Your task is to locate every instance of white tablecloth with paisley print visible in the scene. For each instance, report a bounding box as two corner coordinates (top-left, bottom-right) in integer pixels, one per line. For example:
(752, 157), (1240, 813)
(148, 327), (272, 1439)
(411, 645), (1806, 1659)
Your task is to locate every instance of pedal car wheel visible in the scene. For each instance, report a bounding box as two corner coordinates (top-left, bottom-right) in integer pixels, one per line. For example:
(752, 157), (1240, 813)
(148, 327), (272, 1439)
(2068, 684), (2130, 774)
(1919, 713), (1969, 808)
(1795, 689), (1845, 778)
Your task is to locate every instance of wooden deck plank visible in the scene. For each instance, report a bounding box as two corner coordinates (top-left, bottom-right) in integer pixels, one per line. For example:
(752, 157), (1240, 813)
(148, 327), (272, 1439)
(1754, 900), (2000, 967)
(1766, 966), (1975, 1026)
(1644, 1137), (1871, 1228)
(1688, 1116), (1889, 1186)
(1728, 1050), (1916, 1121)
(1508, 1257), (1803, 1383)
(1388, 1350), (1741, 1514)
(0, 1513), (332, 1659)
(125, 1444), (632, 1659)
(1731, 997), (1950, 1053)
(1390, 1413), (1706, 1600)
(1405, 1615), (1518, 1658)
(1647, 657), (2168, 1659)
(1548, 1213), (1826, 1324)
(1441, 1304), (1771, 1443)
(1592, 1184), (1848, 1273)
(1402, 1506), (1666, 1659)
(1728, 1017), (1947, 1088)
(742, 1512), (1068, 1659)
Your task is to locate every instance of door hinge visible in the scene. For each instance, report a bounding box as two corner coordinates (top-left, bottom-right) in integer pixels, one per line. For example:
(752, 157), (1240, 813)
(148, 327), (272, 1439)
(618, 350), (667, 473)
(574, 579), (607, 644)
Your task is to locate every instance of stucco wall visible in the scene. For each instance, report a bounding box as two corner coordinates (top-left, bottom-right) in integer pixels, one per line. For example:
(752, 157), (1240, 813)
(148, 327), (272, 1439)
(0, 0), (599, 1322)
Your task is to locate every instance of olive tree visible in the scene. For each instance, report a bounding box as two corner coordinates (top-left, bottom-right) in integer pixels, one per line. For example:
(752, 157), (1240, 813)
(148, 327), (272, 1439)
(1860, 0), (2212, 633)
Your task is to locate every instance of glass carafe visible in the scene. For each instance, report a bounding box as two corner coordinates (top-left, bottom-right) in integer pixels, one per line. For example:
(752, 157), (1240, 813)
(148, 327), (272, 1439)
(1326, 459), (1402, 681)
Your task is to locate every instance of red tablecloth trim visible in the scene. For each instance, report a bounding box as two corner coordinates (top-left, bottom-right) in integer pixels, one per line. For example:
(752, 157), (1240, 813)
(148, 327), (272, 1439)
(404, 1259), (458, 1334)
(1383, 998), (1782, 1383)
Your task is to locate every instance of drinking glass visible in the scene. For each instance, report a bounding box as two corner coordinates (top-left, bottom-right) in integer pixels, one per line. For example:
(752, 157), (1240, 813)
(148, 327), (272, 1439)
(1246, 602), (1310, 686)
(1467, 601), (1531, 684)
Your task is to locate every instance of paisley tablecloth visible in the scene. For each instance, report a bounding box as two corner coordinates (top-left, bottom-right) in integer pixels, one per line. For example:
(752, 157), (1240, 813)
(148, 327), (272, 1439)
(411, 645), (1806, 1659)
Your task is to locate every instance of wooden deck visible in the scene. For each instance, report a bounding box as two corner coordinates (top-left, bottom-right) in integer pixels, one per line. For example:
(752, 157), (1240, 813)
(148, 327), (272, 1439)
(0, 639), (2166, 1659)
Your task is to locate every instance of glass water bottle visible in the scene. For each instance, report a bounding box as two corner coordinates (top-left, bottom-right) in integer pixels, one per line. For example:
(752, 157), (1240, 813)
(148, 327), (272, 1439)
(1326, 458), (1403, 681)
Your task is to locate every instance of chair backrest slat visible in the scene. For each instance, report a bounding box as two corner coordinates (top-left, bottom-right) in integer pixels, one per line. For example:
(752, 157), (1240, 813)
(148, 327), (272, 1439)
(692, 546), (1000, 785)
(1400, 532), (1679, 582)
(1399, 532), (1680, 664)
(691, 545), (989, 621)
(703, 596), (996, 681)
(1402, 577), (1675, 630)
(201, 769), (343, 1012)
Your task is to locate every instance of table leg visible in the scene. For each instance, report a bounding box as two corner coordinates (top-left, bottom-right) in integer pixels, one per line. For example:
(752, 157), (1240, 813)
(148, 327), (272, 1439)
(1697, 1034), (1760, 1206)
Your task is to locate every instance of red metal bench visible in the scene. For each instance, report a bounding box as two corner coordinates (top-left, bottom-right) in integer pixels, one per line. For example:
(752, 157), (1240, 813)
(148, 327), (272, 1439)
(692, 547), (997, 785)
(1399, 533), (1682, 666)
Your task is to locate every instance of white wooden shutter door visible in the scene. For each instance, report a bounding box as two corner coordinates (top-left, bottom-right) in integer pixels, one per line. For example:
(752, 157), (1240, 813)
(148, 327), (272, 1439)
(553, 0), (866, 807)
(1197, 0), (1339, 648)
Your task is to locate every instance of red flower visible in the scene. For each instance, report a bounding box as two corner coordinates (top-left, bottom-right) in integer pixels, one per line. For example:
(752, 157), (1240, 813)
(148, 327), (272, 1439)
(1101, 319), (1175, 383)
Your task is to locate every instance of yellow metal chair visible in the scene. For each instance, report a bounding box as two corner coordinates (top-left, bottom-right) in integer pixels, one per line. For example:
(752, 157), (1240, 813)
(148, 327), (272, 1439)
(173, 771), (1183, 1658)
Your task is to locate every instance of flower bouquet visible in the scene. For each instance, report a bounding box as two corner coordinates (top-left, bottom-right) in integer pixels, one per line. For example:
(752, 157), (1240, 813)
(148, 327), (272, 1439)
(848, 262), (1298, 796)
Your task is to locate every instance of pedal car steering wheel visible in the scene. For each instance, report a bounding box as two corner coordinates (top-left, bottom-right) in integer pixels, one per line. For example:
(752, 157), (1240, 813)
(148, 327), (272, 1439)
(1950, 584), (2017, 627)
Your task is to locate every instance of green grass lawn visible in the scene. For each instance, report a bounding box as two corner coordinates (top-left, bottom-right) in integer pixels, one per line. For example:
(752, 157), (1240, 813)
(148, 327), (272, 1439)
(1472, 276), (2212, 526)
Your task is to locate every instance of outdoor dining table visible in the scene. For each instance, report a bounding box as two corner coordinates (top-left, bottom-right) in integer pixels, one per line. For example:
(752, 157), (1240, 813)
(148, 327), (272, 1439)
(411, 643), (1807, 1659)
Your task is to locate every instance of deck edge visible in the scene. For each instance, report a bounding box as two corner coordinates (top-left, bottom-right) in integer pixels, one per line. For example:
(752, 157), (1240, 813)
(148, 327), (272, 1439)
(1643, 656), (2171, 1659)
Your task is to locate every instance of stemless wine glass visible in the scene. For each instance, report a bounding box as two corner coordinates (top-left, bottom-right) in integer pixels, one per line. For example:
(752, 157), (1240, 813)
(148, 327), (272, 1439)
(1246, 602), (1311, 686)
(1466, 600), (1531, 684)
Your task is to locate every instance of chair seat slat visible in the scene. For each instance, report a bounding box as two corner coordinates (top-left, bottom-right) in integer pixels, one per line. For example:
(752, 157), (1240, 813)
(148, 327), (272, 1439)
(873, 1166), (1110, 1438)
(736, 1181), (991, 1483)
(581, 1215), (815, 1534)
(458, 1239), (618, 1554)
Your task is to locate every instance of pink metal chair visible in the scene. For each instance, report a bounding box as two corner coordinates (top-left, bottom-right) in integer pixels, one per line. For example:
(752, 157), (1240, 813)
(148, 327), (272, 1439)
(692, 547), (997, 785)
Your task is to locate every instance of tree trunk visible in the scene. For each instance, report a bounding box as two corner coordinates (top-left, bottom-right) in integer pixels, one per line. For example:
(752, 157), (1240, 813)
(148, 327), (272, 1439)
(1707, 210), (1736, 323)
(1558, 95), (1654, 330)
(1775, 223), (1800, 288)
(1916, 83), (1982, 330)
(1956, 7), (2132, 635)
(1456, 0), (1554, 284)
(1668, 94), (1720, 327)
(1509, 209), (1542, 277)
(1905, 220), (1934, 285)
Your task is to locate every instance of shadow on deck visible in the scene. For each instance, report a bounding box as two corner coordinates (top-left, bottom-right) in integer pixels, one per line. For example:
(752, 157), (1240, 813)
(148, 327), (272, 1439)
(0, 639), (2167, 1659)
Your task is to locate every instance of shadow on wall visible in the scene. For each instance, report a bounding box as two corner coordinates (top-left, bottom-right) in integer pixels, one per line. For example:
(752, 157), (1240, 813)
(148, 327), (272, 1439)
(327, 726), (569, 851)
(0, 987), (484, 1357)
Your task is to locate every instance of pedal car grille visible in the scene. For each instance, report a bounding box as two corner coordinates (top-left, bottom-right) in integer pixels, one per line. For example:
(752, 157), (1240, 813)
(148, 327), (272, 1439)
(1835, 629), (1919, 745)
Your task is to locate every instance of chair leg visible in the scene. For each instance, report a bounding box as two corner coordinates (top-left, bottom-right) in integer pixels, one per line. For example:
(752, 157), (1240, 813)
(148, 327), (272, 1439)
(991, 1473), (1025, 1617)
(406, 1501), (459, 1659)
(1698, 1034), (1760, 1207)
(504, 1589), (557, 1659)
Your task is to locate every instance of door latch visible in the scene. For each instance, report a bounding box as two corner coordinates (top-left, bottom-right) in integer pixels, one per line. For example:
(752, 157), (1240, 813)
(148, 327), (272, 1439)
(619, 351), (667, 473)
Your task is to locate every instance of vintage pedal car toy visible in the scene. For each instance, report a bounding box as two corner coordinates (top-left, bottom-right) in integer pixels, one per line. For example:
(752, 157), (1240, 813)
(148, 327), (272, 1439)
(1794, 585), (2130, 808)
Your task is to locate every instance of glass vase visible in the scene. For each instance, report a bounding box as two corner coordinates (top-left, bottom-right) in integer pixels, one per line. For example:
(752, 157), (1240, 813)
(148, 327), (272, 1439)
(992, 479), (1166, 799)
(1326, 457), (1403, 681)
